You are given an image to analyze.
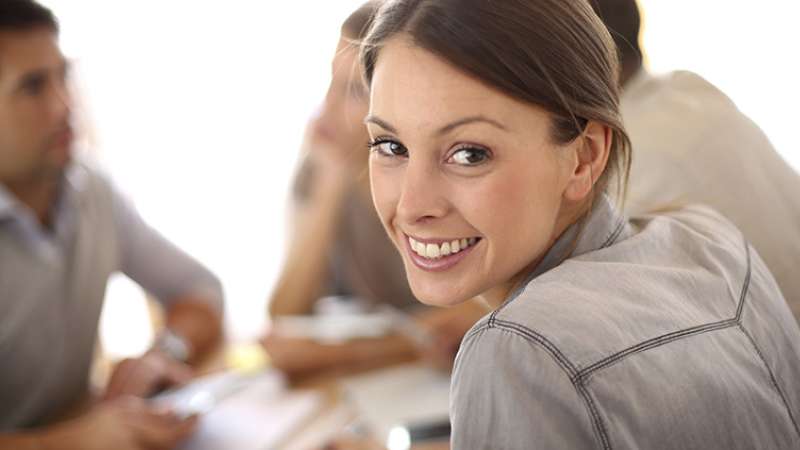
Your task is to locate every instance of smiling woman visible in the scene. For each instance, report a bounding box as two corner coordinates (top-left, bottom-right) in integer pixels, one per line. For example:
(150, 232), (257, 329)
(362, 0), (629, 308)
(361, 0), (800, 449)
(364, 41), (619, 306)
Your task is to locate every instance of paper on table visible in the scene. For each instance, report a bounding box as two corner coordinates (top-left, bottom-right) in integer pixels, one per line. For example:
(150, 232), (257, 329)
(271, 305), (434, 347)
(176, 371), (322, 450)
(339, 363), (451, 443)
(280, 402), (356, 450)
(271, 313), (395, 343)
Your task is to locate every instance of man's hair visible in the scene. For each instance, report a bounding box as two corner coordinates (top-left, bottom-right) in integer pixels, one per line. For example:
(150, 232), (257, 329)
(590, 0), (641, 69)
(0, 0), (59, 33)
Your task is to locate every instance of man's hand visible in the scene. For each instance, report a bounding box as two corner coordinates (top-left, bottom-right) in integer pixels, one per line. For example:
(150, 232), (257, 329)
(40, 396), (197, 450)
(104, 350), (193, 400)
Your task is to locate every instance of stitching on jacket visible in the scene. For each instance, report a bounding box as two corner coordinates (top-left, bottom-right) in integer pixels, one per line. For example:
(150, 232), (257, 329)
(739, 324), (800, 439)
(489, 307), (498, 328)
(734, 240), (752, 320)
(490, 321), (611, 449)
(576, 235), (752, 383)
(577, 318), (737, 384)
(578, 382), (612, 450)
(464, 323), (489, 342)
(493, 319), (578, 376)
(600, 219), (626, 249)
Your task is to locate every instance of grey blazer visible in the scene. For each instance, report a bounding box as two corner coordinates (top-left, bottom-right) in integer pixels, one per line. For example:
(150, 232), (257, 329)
(451, 196), (800, 449)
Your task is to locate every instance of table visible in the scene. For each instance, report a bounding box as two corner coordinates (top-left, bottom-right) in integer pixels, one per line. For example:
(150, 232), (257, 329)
(197, 342), (450, 450)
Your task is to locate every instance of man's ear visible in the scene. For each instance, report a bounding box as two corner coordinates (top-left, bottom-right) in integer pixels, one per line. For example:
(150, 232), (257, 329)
(563, 121), (612, 202)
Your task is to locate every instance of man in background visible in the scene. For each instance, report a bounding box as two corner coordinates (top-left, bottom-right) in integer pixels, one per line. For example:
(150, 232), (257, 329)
(593, 0), (800, 322)
(0, 1), (224, 448)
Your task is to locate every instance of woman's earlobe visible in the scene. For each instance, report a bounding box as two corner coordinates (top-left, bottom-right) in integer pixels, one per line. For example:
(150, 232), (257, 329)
(564, 121), (612, 202)
(564, 153), (594, 202)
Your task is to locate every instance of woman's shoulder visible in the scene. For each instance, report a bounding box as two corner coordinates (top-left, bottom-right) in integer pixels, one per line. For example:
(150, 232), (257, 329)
(454, 204), (800, 449)
(483, 205), (758, 371)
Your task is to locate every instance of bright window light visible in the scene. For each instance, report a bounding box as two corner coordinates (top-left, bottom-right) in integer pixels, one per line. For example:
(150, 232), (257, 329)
(640, 0), (800, 171)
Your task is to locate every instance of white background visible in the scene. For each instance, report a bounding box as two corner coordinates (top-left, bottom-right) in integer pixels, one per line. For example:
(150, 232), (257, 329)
(38, 1), (800, 357)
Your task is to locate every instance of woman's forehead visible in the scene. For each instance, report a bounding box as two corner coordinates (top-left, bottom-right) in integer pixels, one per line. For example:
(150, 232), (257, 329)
(369, 41), (551, 137)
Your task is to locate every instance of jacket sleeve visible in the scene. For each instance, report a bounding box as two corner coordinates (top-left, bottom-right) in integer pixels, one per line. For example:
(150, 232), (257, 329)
(451, 325), (600, 449)
(109, 182), (224, 313)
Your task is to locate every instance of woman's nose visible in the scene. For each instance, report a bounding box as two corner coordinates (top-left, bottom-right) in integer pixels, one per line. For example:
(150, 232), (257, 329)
(396, 157), (449, 225)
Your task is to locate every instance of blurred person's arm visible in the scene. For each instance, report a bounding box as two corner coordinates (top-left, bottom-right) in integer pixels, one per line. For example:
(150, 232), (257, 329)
(261, 332), (418, 379)
(263, 299), (486, 377)
(269, 131), (365, 318)
(0, 397), (197, 450)
(104, 184), (224, 399)
(267, 164), (350, 317)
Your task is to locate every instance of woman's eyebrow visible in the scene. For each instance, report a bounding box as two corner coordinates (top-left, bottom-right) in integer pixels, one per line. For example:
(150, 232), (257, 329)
(364, 115), (508, 135)
(364, 115), (396, 133)
(436, 116), (508, 135)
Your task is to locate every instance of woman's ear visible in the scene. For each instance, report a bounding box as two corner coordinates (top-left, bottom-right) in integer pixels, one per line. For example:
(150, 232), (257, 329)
(563, 121), (612, 202)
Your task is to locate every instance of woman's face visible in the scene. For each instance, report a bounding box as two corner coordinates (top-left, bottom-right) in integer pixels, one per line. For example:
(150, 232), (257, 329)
(367, 39), (586, 307)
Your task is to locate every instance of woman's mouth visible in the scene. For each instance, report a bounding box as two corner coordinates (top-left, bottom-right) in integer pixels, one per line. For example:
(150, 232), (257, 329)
(404, 234), (482, 272)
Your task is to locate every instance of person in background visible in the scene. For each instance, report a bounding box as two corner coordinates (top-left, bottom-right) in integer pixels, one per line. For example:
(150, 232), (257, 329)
(592, 0), (800, 321)
(263, 0), (487, 377)
(0, 1), (224, 448)
(268, 0), (414, 319)
(360, 0), (800, 447)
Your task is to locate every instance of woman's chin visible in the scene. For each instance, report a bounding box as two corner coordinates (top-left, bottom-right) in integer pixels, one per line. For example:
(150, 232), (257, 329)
(410, 283), (473, 308)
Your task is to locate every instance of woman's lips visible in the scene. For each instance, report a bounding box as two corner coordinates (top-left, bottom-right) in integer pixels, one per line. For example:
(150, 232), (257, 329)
(404, 235), (481, 272)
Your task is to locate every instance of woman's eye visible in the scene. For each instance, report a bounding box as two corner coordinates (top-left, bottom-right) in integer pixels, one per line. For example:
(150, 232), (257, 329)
(369, 139), (408, 157)
(449, 147), (490, 166)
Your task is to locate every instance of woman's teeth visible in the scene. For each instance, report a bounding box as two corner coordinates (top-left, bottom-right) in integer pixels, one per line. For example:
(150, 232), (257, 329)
(408, 236), (479, 259)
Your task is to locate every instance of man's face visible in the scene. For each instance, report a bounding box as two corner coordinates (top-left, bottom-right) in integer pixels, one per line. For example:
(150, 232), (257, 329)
(0, 27), (72, 186)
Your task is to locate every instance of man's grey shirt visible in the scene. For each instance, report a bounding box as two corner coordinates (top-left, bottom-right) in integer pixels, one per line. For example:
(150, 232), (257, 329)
(0, 163), (223, 429)
(451, 196), (800, 449)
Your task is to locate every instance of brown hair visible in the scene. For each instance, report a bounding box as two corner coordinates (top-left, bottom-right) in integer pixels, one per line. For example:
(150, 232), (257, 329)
(342, 0), (382, 40)
(361, 0), (631, 203)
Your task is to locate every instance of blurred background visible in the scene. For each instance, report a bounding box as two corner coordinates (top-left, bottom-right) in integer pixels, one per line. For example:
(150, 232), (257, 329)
(38, 0), (799, 359)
